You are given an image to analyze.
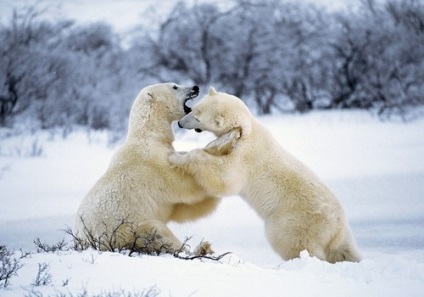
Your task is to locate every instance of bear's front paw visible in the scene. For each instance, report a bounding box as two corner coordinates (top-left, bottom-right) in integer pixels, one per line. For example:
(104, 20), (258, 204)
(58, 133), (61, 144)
(205, 128), (241, 156)
(193, 240), (214, 257)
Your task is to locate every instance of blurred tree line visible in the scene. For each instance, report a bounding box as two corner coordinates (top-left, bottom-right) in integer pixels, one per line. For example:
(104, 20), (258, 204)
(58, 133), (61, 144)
(1, 0), (423, 133)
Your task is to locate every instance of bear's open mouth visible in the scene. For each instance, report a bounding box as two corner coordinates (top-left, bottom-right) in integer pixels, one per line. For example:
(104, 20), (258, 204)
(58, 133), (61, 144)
(183, 86), (199, 114)
(183, 98), (193, 114)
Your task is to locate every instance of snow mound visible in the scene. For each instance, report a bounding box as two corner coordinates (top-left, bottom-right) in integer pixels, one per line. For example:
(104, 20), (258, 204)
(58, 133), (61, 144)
(4, 249), (424, 297)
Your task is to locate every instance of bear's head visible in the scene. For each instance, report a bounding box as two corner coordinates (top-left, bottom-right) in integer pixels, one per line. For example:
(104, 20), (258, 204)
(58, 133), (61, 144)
(140, 83), (199, 121)
(178, 86), (253, 137)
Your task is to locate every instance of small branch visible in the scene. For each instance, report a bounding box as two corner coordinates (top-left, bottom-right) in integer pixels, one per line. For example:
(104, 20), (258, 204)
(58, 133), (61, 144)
(174, 251), (232, 261)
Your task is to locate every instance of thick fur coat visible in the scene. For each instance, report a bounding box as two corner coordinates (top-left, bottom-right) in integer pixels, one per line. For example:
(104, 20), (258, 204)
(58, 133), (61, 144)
(74, 83), (220, 252)
(170, 87), (361, 263)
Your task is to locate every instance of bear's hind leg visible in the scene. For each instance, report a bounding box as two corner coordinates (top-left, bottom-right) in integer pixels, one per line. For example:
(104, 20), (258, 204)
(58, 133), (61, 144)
(265, 221), (328, 261)
(323, 224), (362, 263)
(113, 219), (184, 254)
(325, 240), (362, 263)
(136, 219), (185, 253)
(268, 237), (327, 262)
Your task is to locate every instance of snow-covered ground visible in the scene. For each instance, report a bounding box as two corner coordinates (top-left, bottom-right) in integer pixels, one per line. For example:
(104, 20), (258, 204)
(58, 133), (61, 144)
(1, 111), (423, 296)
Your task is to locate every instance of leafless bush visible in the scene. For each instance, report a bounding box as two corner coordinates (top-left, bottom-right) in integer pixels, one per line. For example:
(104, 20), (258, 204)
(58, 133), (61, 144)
(64, 218), (231, 261)
(65, 217), (174, 255)
(24, 286), (160, 297)
(34, 238), (68, 253)
(0, 245), (25, 289)
(61, 278), (70, 287)
(31, 262), (52, 286)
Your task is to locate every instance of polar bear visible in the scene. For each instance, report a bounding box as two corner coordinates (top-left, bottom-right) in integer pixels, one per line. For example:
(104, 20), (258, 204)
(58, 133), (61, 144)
(74, 83), (220, 253)
(169, 87), (361, 263)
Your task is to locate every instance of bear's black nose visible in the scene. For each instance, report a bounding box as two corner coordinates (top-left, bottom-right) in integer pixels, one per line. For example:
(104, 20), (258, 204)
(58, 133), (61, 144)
(192, 86), (199, 93)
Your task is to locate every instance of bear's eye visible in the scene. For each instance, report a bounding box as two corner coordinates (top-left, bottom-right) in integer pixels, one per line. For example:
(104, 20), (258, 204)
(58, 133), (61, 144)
(173, 85), (178, 90)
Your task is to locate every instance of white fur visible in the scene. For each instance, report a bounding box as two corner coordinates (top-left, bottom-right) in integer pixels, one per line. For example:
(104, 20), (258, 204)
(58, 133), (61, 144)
(170, 87), (361, 263)
(74, 83), (220, 252)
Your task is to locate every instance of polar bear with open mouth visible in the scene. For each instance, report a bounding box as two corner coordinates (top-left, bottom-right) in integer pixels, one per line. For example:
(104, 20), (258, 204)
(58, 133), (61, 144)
(75, 83), (220, 253)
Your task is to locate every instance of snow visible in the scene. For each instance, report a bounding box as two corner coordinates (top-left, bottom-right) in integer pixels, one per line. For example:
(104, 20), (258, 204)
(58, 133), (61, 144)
(7, 250), (424, 297)
(1, 111), (424, 296)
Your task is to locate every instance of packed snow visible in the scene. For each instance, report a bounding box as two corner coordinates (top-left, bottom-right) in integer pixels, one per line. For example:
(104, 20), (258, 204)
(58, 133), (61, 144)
(1, 111), (424, 296)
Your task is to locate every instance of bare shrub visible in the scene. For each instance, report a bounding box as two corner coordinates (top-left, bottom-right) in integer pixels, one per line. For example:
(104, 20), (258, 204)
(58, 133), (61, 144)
(32, 262), (52, 286)
(0, 245), (25, 289)
(64, 217), (174, 255)
(24, 286), (160, 297)
(34, 238), (68, 253)
(64, 218), (231, 261)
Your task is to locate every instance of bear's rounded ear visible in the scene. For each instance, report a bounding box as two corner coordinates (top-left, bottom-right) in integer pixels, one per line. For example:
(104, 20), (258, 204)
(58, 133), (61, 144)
(208, 86), (218, 96)
(145, 92), (154, 101)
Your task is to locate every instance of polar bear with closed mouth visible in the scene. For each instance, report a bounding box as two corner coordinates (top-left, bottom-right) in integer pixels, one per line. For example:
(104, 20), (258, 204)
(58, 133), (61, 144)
(74, 83), (220, 253)
(169, 86), (361, 263)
